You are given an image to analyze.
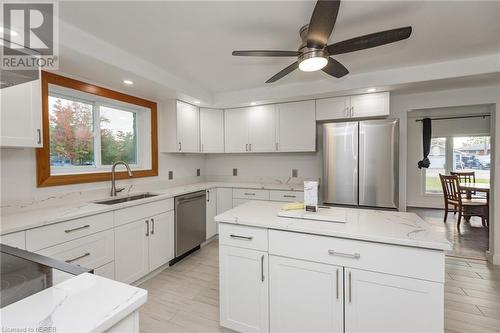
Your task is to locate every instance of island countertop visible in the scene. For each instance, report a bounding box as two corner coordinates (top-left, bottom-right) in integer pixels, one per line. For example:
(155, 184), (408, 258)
(214, 201), (452, 251)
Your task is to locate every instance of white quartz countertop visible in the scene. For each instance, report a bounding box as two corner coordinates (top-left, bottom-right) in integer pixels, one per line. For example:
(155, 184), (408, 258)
(0, 273), (147, 333)
(215, 201), (452, 251)
(0, 182), (303, 235)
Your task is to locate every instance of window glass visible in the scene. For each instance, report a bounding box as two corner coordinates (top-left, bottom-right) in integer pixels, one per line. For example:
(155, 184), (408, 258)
(453, 136), (490, 183)
(49, 96), (95, 169)
(100, 106), (137, 165)
(425, 137), (446, 193)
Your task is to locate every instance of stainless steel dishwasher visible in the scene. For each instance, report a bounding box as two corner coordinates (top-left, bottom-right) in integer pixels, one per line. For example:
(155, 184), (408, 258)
(174, 191), (206, 259)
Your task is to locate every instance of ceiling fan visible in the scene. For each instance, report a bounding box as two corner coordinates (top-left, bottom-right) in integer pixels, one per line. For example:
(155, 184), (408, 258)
(232, 0), (412, 83)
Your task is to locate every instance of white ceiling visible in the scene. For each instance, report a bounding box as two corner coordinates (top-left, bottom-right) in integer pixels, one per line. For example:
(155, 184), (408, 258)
(56, 1), (500, 104)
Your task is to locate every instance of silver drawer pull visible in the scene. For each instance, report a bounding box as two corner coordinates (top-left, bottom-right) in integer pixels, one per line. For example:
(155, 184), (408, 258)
(328, 250), (360, 259)
(230, 234), (253, 240)
(243, 192), (256, 196)
(65, 252), (90, 263)
(64, 224), (90, 233)
(283, 195), (296, 198)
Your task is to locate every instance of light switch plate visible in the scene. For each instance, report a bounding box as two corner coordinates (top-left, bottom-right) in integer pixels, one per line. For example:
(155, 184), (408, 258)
(168, 171), (173, 180)
(292, 169), (298, 178)
(233, 168), (238, 176)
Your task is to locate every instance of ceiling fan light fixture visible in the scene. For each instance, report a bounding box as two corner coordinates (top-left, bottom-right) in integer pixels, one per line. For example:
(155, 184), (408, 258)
(299, 56), (328, 72)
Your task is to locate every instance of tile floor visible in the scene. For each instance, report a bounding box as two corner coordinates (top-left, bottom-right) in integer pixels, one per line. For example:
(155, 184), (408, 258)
(139, 239), (500, 333)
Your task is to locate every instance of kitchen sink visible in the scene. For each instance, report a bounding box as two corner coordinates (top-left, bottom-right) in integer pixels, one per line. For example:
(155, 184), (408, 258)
(94, 193), (159, 205)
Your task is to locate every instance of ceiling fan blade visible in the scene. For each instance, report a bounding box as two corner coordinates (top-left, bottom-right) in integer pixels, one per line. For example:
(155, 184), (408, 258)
(322, 57), (349, 78)
(232, 50), (300, 57)
(266, 62), (299, 83)
(326, 26), (412, 55)
(307, 0), (341, 49)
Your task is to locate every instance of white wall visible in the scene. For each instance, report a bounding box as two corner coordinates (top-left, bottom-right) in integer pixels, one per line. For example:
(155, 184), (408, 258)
(406, 105), (491, 208)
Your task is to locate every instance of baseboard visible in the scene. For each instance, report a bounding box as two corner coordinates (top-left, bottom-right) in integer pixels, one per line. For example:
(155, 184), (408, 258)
(486, 251), (500, 265)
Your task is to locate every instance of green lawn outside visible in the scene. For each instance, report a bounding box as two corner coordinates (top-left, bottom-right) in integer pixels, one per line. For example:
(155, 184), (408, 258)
(426, 176), (489, 193)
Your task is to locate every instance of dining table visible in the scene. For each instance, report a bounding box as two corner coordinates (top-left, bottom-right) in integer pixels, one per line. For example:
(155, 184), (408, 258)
(459, 182), (490, 225)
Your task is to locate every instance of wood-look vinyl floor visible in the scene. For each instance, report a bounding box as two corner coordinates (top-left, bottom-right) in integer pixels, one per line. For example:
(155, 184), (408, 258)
(139, 240), (500, 333)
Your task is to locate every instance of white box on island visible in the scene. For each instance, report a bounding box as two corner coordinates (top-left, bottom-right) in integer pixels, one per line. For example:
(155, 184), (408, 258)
(215, 201), (451, 333)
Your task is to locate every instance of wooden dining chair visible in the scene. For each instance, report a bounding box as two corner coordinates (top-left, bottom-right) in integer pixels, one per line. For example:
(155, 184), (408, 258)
(439, 174), (488, 230)
(450, 171), (476, 196)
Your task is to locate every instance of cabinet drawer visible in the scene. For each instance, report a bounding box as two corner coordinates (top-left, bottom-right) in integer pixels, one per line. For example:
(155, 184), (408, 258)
(0, 231), (26, 249)
(26, 212), (113, 251)
(233, 188), (269, 200)
(219, 223), (268, 251)
(269, 230), (445, 283)
(269, 190), (304, 202)
(37, 229), (114, 270)
(94, 261), (115, 280)
(114, 198), (174, 227)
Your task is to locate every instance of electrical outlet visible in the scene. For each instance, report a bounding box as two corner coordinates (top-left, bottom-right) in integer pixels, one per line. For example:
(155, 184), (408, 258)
(197, 169), (201, 176)
(168, 171), (173, 180)
(233, 168), (238, 176)
(292, 169), (298, 178)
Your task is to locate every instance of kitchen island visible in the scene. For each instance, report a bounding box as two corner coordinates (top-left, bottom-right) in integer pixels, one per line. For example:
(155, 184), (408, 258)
(215, 201), (451, 333)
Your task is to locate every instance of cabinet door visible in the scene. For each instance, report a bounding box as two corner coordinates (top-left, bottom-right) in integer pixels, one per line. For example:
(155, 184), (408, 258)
(277, 100), (316, 152)
(0, 79), (42, 147)
(148, 211), (175, 272)
(225, 108), (249, 153)
(269, 256), (343, 333)
(206, 188), (218, 239)
(316, 96), (350, 121)
(176, 101), (200, 152)
(114, 220), (149, 284)
(350, 92), (389, 118)
(220, 246), (269, 333)
(200, 108), (224, 153)
(0, 231), (26, 249)
(247, 105), (276, 152)
(344, 268), (443, 333)
(216, 188), (233, 214)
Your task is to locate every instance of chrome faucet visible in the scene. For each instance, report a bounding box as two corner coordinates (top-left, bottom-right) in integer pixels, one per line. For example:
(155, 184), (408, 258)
(110, 161), (133, 196)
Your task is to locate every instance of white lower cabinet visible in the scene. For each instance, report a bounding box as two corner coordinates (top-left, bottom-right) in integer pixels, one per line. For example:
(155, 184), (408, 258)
(206, 188), (218, 239)
(148, 211), (175, 272)
(94, 261), (116, 280)
(344, 268), (443, 333)
(269, 256), (343, 333)
(115, 210), (175, 283)
(114, 220), (150, 284)
(220, 245), (269, 333)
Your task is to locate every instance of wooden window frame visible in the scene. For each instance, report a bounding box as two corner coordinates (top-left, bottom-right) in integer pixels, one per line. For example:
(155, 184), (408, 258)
(36, 71), (158, 187)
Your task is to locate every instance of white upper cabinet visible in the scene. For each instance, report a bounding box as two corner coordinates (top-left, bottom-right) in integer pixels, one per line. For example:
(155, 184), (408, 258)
(316, 92), (389, 121)
(276, 100), (316, 152)
(247, 105), (276, 152)
(225, 108), (248, 153)
(316, 96), (350, 121)
(176, 101), (200, 152)
(350, 92), (390, 118)
(200, 108), (224, 153)
(0, 79), (42, 148)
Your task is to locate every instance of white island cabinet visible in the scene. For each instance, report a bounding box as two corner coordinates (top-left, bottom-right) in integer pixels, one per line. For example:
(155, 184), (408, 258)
(215, 201), (451, 333)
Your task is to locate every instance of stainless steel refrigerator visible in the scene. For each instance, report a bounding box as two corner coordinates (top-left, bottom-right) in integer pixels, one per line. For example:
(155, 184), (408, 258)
(322, 119), (399, 209)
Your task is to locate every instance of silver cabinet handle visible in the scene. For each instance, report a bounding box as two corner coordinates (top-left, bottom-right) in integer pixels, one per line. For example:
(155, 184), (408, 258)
(207, 190), (210, 202)
(350, 106), (354, 118)
(283, 195), (296, 198)
(145, 220), (149, 236)
(229, 234), (253, 240)
(245, 144), (248, 152)
(345, 106), (349, 118)
(336, 268), (339, 299)
(244, 192), (256, 196)
(249, 143), (252, 151)
(328, 249), (360, 259)
(261, 255), (265, 282)
(37, 129), (41, 144)
(178, 142), (182, 151)
(349, 271), (352, 303)
(66, 252), (90, 263)
(275, 142), (279, 151)
(151, 218), (155, 235)
(64, 224), (90, 233)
